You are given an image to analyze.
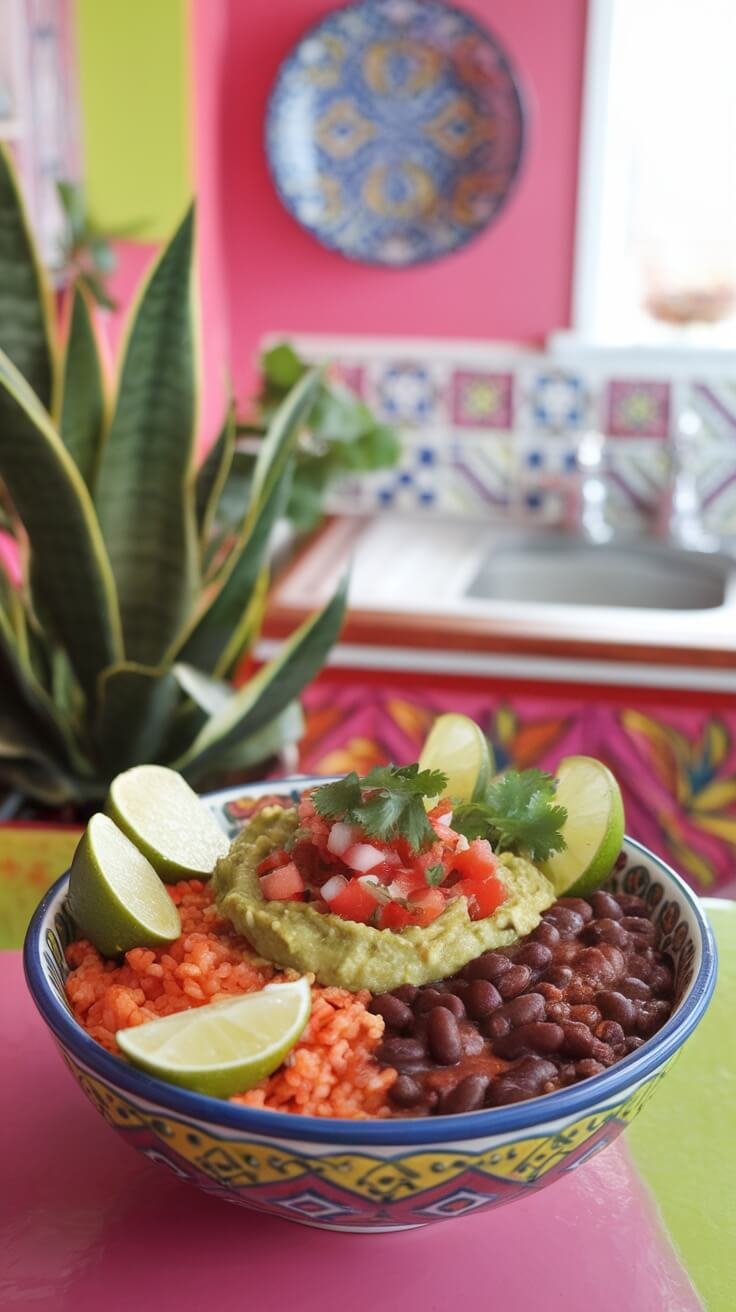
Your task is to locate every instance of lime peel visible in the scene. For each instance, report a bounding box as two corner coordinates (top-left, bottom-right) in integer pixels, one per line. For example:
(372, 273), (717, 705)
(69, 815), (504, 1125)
(116, 978), (312, 1098)
(540, 755), (625, 897)
(418, 713), (494, 809)
(67, 813), (181, 957)
(107, 764), (229, 883)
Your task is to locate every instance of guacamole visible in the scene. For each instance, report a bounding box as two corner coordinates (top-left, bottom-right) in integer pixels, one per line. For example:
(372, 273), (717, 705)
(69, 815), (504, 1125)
(214, 807), (556, 992)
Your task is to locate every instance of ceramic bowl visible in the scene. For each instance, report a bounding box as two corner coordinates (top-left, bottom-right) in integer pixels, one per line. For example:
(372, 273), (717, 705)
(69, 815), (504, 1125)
(25, 778), (717, 1233)
(265, 0), (525, 266)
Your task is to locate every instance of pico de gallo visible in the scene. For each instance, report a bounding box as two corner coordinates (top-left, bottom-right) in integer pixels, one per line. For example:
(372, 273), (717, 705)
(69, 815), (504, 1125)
(255, 793), (508, 930)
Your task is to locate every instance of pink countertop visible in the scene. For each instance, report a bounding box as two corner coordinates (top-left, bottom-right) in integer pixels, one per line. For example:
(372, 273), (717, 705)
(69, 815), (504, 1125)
(1, 951), (705, 1312)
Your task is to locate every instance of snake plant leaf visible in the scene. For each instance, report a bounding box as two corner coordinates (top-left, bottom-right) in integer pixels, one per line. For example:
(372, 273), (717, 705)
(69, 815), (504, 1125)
(94, 206), (199, 666)
(0, 747), (77, 806)
(176, 465), (288, 674)
(195, 406), (235, 546)
(250, 367), (321, 508)
(0, 348), (123, 697)
(0, 145), (58, 413)
(0, 604), (73, 766)
(172, 663), (232, 715)
(173, 574), (347, 774)
(215, 564), (269, 679)
(94, 661), (180, 774)
(60, 285), (107, 490)
(188, 700), (304, 782)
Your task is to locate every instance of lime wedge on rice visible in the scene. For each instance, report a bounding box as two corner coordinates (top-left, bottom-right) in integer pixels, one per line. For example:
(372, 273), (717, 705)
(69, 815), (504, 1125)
(419, 712), (494, 808)
(540, 756), (625, 896)
(67, 813), (181, 957)
(107, 765), (229, 882)
(117, 979), (312, 1098)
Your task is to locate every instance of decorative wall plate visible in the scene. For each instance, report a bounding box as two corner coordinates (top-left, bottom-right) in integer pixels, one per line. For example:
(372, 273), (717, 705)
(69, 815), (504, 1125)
(265, 0), (526, 266)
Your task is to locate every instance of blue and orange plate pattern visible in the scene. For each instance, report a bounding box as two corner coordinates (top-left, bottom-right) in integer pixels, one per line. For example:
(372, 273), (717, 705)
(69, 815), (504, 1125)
(265, 0), (526, 266)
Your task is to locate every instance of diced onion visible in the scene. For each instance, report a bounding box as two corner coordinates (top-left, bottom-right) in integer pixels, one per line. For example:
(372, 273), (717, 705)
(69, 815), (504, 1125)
(327, 822), (357, 857)
(344, 843), (384, 873)
(455, 833), (470, 852)
(443, 810), (453, 827)
(321, 874), (348, 902)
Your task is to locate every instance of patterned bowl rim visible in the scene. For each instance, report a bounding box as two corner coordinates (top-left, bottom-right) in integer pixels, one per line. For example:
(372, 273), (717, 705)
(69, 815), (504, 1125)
(263, 0), (528, 269)
(24, 777), (717, 1147)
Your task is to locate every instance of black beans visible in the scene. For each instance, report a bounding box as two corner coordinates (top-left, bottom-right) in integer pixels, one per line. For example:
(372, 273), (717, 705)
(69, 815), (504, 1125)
(583, 918), (631, 950)
(514, 942), (553, 973)
(376, 1036), (426, 1068)
(414, 988), (444, 1014)
(544, 907), (585, 938)
(596, 1019), (626, 1049)
(532, 921), (561, 949)
(497, 964), (532, 998)
(597, 990), (637, 1031)
(590, 890), (624, 920)
(369, 994), (413, 1031)
(390, 1074), (423, 1107)
(381, 886), (675, 1116)
(440, 1073), (489, 1114)
(494, 1022), (565, 1059)
(497, 993), (546, 1028)
(433, 991), (466, 1020)
(465, 979), (502, 1020)
(427, 1007), (462, 1065)
(559, 1021), (601, 1059)
(556, 897), (594, 923)
(463, 951), (512, 983)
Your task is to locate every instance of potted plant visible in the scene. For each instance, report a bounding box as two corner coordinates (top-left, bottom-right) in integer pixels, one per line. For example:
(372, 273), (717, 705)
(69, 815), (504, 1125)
(0, 144), (348, 820)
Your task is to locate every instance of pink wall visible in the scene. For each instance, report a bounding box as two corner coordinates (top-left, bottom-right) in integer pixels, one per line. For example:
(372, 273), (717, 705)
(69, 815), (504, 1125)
(193, 0), (588, 401)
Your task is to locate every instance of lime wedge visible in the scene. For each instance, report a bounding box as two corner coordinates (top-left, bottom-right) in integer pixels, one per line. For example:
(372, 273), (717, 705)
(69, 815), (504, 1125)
(540, 756), (625, 896)
(67, 813), (181, 957)
(107, 765), (229, 883)
(419, 712), (494, 808)
(117, 978), (312, 1097)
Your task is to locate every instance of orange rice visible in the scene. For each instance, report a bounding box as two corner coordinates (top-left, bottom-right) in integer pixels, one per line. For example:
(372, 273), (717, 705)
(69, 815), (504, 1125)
(65, 879), (396, 1119)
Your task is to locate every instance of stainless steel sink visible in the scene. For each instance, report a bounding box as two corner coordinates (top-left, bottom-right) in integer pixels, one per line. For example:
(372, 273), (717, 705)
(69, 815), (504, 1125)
(465, 538), (735, 611)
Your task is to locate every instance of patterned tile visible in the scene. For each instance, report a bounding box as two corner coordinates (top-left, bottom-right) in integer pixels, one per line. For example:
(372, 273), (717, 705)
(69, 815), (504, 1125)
(372, 360), (440, 426)
(606, 381), (671, 439)
(521, 368), (591, 435)
(450, 369), (514, 429)
(601, 438), (673, 535)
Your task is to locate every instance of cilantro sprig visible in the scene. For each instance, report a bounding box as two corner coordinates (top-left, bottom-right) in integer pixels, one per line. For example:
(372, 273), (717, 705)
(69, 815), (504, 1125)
(313, 764), (447, 852)
(453, 769), (567, 863)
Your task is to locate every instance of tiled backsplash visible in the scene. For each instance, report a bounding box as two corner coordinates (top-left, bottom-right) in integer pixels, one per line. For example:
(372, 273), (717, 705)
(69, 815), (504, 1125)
(267, 335), (736, 541)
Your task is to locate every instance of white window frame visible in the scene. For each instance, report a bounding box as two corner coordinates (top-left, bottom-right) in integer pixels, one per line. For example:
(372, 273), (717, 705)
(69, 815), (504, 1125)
(557, 0), (736, 366)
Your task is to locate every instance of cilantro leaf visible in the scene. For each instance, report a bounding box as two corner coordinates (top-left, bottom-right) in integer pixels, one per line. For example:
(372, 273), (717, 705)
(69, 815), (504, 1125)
(312, 772), (362, 820)
(453, 769), (567, 862)
(311, 763), (448, 851)
(425, 864), (446, 886)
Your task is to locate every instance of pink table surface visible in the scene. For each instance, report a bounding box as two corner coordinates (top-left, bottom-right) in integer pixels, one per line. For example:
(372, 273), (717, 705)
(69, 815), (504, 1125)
(0, 954), (701, 1312)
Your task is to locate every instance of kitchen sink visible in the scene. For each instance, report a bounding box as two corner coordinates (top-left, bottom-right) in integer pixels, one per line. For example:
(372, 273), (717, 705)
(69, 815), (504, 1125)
(465, 539), (735, 611)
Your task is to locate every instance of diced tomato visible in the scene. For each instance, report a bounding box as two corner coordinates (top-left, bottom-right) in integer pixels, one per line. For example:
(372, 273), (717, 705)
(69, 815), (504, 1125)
(328, 879), (378, 924)
(428, 800), (453, 822)
(377, 901), (413, 932)
(256, 848), (291, 877)
(388, 868), (427, 900)
(430, 821), (457, 845)
(406, 887), (446, 927)
(454, 874), (506, 921)
(259, 862), (305, 901)
(452, 839), (499, 882)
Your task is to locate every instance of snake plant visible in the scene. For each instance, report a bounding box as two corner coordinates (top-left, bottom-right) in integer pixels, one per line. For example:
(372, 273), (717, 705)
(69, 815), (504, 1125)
(0, 145), (347, 808)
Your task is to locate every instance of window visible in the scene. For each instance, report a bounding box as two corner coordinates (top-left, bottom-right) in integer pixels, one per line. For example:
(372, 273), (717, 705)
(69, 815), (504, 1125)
(571, 0), (736, 349)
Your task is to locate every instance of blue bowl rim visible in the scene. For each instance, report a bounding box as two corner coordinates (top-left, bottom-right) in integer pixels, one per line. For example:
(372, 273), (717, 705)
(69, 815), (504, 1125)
(24, 802), (717, 1147)
(263, 0), (529, 270)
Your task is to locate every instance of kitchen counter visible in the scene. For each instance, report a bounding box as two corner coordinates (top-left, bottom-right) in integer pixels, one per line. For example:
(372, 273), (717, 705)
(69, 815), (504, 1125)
(265, 516), (736, 685)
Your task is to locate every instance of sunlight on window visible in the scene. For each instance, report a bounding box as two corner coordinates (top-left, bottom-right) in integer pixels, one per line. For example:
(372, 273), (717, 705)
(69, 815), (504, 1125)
(576, 0), (736, 345)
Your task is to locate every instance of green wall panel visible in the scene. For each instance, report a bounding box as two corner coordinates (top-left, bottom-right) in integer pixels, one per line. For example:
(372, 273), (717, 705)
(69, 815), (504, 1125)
(75, 0), (191, 239)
